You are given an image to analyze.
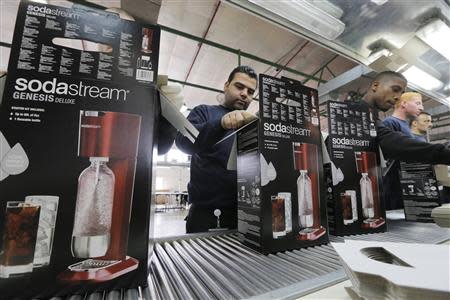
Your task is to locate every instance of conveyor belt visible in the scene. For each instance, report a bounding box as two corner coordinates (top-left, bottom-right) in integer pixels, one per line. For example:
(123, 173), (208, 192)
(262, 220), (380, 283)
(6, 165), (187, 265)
(147, 220), (450, 300)
(54, 220), (449, 300)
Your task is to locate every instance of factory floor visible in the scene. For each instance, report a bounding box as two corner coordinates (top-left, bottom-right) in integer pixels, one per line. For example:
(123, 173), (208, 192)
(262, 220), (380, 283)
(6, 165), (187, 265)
(153, 208), (188, 238)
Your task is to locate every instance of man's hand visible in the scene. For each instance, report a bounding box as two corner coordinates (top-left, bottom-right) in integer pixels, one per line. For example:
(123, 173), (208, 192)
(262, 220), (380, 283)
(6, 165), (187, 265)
(221, 110), (257, 130)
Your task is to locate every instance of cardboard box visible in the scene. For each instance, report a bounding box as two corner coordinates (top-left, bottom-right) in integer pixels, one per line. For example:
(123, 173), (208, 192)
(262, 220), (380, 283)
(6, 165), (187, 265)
(237, 75), (329, 254)
(399, 162), (441, 222)
(0, 1), (159, 298)
(325, 101), (386, 235)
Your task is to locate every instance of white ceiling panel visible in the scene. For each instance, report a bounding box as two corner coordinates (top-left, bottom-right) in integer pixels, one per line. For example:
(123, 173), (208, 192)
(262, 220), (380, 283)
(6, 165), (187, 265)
(156, 0), (359, 109)
(210, 3), (302, 54)
(157, 0), (350, 109)
(182, 85), (222, 109)
(1, 0), (20, 45)
(0, 46), (11, 71)
(327, 56), (358, 77)
(158, 31), (202, 79)
(184, 44), (238, 87)
(158, 0), (219, 36)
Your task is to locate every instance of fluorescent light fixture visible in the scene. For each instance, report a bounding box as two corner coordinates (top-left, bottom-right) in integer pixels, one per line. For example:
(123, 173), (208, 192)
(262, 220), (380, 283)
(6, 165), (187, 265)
(402, 66), (444, 91)
(416, 19), (450, 61)
(309, 0), (343, 19)
(370, 0), (389, 5)
(247, 0), (345, 40)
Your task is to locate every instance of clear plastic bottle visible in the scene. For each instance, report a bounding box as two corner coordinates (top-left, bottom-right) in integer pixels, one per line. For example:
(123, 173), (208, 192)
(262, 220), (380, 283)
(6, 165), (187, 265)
(360, 173), (374, 218)
(72, 157), (115, 258)
(297, 170), (313, 228)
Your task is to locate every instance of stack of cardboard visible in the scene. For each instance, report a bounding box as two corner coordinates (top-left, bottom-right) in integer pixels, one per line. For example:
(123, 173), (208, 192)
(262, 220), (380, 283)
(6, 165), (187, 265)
(332, 240), (450, 300)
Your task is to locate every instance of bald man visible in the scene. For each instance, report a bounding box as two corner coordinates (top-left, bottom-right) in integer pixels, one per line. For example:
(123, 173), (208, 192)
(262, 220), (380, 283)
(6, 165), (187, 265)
(410, 112), (432, 142)
(383, 92), (423, 137)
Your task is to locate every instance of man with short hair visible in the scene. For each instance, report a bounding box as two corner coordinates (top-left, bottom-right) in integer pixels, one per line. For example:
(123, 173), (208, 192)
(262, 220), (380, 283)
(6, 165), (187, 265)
(359, 71), (450, 210)
(383, 92), (423, 137)
(382, 91), (424, 209)
(410, 112), (433, 142)
(176, 66), (258, 233)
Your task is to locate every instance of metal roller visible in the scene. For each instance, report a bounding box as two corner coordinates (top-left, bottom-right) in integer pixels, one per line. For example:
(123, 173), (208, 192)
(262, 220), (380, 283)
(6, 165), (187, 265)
(286, 251), (336, 273)
(181, 239), (249, 298)
(172, 240), (232, 299)
(163, 242), (215, 299)
(146, 275), (160, 300)
(154, 243), (194, 299)
(186, 239), (261, 296)
(66, 295), (84, 300)
(296, 248), (342, 269)
(123, 289), (139, 300)
(276, 252), (325, 277)
(86, 292), (104, 300)
(211, 236), (301, 284)
(151, 253), (178, 299)
(105, 289), (122, 300)
(266, 253), (313, 280)
(198, 237), (288, 289)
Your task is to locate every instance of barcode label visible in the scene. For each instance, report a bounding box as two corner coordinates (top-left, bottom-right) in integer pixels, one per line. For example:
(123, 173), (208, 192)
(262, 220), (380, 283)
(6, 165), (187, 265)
(136, 69), (153, 82)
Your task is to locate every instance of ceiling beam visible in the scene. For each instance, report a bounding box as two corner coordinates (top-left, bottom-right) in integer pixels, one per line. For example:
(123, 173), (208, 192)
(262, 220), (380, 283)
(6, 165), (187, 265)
(273, 41), (309, 78)
(302, 54), (338, 85)
(326, 66), (336, 78)
(184, 1), (221, 83)
(168, 78), (223, 94)
(261, 41), (306, 74)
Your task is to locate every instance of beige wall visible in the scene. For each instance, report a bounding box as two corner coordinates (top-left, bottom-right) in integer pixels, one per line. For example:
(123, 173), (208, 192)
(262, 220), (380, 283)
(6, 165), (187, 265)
(155, 166), (190, 192)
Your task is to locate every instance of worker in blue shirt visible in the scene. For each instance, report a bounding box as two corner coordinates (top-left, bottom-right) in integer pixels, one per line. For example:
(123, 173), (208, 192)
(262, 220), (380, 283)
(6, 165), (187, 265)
(383, 92), (423, 137)
(176, 66), (258, 233)
(382, 92), (424, 210)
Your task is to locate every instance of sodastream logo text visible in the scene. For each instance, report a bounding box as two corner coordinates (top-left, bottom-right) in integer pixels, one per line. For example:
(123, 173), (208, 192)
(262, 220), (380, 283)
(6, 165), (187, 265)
(263, 122), (311, 137)
(27, 4), (81, 19)
(13, 78), (129, 102)
(332, 137), (370, 147)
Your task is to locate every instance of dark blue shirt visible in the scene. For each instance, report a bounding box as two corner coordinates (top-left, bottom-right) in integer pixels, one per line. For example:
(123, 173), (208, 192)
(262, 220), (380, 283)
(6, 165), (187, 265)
(382, 116), (414, 210)
(175, 105), (236, 209)
(382, 116), (414, 138)
(412, 133), (427, 142)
